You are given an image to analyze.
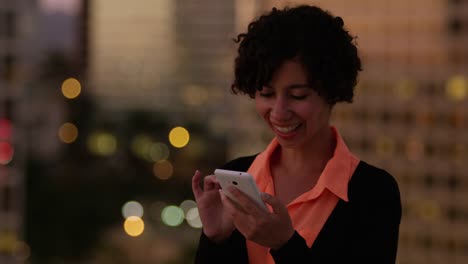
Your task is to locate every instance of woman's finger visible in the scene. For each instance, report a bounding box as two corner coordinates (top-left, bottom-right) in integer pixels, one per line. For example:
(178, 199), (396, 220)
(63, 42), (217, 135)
(219, 190), (247, 215)
(261, 192), (287, 216)
(203, 175), (219, 191)
(191, 170), (203, 198)
(227, 186), (264, 217)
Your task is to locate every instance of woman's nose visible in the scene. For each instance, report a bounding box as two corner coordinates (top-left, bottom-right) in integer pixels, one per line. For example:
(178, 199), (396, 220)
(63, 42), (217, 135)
(270, 97), (292, 120)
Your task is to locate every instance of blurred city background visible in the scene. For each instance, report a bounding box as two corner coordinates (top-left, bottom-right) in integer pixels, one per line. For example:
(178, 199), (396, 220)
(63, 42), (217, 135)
(1, 0), (467, 263)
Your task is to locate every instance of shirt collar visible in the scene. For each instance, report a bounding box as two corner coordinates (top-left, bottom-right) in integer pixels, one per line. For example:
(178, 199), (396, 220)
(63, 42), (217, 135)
(248, 126), (359, 203)
(311, 126), (359, 202)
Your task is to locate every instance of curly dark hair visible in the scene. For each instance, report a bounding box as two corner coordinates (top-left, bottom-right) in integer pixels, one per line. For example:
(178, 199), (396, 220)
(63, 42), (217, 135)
(231, 5), (362, 105)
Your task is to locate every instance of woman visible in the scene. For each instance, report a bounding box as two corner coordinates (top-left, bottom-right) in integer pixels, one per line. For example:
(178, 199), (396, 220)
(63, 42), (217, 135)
(192, 4), (401, 264)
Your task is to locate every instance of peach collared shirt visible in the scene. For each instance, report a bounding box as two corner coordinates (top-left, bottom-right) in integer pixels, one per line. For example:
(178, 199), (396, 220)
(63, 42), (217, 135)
(246, 126), (360, 264)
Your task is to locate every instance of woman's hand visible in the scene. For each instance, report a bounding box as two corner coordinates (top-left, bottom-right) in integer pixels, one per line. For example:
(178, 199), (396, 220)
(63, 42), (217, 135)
(192, 170), (235, 242)
(220, 186), (294, 249)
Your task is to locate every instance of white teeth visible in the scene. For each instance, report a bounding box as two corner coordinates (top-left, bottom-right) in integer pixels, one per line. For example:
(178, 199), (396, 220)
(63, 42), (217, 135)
(274, 124), (300, 133)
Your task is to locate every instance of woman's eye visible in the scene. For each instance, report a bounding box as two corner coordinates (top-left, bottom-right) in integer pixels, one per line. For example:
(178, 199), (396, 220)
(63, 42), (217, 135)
(291, 95), (307, 100)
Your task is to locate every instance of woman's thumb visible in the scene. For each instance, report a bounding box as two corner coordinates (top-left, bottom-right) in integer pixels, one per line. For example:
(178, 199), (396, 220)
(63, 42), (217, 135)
(261, 193), (286, 215)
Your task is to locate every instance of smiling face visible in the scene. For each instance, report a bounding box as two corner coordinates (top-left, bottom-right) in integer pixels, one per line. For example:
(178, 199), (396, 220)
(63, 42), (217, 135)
(255, 59), (332, 149)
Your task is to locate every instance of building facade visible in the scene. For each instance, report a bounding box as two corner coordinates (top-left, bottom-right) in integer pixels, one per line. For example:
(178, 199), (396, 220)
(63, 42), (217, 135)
(0, 0), (39, 263)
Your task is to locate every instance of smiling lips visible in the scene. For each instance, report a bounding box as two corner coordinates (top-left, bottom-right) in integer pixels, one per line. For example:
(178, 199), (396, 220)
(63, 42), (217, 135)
(272, 123), (302, 135)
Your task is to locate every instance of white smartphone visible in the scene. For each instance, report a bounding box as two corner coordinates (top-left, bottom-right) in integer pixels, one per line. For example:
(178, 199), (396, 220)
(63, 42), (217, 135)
(214, 169), (268, 211)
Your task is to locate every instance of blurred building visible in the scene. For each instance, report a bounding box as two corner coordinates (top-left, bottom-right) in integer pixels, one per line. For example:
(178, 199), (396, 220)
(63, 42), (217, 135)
(87, 0), (274, 161)
(85, 0), (240, 263)
(88, 0), (233, 112)
(263, 1), (468, 264)
(0, 0), (40, 262)
(1, 0), (88, 262)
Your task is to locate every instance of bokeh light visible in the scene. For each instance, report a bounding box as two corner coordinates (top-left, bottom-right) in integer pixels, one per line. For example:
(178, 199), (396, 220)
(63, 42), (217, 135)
(61, 77), (81, 99)
(131, 135), (153, 160)
(168, 126), (190, 148)
(161, 205), (184, 227)
(87, 131), (117, 156)
(123, 216), (145, 237)
(58, 122), (78, 144)
(0, 141), (14, 165)
(122, 201), (144, 218)
(446, 75), (467, 101)
(130, 135), (170, 162)
(178, 199), (200, 229)
(148, 142), (170, 162)
(179, 200), (197, 215)
(153, 160), (174, 180)
(186, 207), (202, 228)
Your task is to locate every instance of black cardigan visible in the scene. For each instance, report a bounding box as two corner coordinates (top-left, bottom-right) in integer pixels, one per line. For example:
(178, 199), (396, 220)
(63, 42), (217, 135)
(194, 155), (402, 264)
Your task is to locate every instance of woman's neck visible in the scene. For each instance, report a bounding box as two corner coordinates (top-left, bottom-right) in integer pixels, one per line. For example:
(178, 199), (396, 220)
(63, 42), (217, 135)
(275, 126), (336, 177)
